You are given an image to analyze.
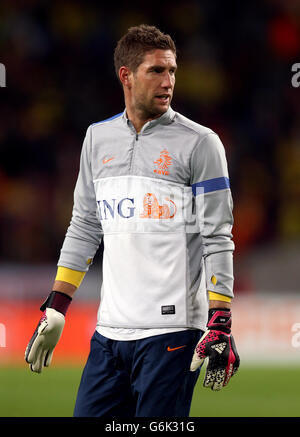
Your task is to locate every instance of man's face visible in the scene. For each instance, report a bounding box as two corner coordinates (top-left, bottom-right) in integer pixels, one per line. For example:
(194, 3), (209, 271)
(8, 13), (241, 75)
(129, 49), (177, 118)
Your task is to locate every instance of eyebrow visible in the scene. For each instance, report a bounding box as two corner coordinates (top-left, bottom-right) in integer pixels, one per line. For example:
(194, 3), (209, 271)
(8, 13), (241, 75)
(148, 64), (177, 71)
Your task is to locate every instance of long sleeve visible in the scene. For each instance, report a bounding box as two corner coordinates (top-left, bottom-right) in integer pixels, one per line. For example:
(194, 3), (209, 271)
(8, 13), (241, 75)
(57, 125), (102, 272)
(191, 132), (234, 298)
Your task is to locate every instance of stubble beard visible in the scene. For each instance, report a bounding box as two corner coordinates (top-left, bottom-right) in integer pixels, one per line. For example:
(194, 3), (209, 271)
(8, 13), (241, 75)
(135, 96), (171, 121)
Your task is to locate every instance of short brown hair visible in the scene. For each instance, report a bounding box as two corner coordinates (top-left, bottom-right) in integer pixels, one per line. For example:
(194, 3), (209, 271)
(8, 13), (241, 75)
(114, 24), (176, 79)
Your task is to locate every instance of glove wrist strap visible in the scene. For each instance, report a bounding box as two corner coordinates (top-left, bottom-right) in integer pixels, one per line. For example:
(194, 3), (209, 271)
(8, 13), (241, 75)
(207, 308), (232, 334)
(40, 291), (72, 316)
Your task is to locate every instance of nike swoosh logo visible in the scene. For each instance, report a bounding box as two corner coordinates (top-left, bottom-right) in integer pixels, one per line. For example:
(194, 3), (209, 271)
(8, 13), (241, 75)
(167, 345), (187, 352)
(103, 157), (115, 164)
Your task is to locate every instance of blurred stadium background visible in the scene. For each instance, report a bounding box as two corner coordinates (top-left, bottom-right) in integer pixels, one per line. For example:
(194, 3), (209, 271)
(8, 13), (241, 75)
(0, 0), (300, 417)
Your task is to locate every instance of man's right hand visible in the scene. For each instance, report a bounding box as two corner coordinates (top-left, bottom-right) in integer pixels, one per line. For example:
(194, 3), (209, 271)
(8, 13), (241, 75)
(25, 308), (65, 373)
(25, 291), (72, 373)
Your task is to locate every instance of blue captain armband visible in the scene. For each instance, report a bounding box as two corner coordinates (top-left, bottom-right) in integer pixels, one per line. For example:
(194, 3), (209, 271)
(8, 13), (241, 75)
(192, 177), (230, 195)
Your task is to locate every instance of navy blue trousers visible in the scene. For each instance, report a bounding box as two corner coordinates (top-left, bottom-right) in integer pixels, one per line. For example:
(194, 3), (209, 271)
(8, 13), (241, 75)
(73, 329), (203, 417)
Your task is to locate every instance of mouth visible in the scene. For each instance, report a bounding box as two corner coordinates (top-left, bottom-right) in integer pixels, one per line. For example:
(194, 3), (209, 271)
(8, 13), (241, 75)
(155, 94), (171, 104)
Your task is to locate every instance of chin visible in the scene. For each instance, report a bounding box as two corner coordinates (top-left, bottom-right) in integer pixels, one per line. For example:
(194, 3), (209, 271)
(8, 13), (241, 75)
(142, 102), (170, 119)
(153, 104), (169, 115)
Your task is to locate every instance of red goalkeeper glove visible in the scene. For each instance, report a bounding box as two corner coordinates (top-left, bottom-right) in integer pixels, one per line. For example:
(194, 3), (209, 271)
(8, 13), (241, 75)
(190, 308), (240, 391)
(25, 291), (72, 373)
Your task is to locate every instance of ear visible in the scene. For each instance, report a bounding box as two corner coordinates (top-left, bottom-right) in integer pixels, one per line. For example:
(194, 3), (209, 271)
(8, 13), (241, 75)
(119, 66), (132, 88)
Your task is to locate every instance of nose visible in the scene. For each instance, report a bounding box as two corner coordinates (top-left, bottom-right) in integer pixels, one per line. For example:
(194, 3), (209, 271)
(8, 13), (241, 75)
(161, 72), (173, 89)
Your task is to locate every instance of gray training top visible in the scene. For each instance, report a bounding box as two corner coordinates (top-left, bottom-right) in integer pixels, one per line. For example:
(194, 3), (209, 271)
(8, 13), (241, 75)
(58, 106), (234, 334)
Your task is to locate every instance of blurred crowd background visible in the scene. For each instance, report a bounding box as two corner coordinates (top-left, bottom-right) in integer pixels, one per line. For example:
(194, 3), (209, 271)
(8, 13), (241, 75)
(0, 0), (300, 295)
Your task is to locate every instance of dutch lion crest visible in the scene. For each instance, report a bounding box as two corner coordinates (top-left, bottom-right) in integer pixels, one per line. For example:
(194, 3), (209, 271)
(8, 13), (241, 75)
(153, 149), (172, 175)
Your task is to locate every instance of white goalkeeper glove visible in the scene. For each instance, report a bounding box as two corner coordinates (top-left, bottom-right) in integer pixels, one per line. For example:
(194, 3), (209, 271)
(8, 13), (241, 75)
(190, 308), (240, 391)
(25, 291), (72, 373)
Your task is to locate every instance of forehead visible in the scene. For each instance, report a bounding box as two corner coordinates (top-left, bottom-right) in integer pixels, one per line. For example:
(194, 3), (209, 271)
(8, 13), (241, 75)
(140, 49), (177, 68)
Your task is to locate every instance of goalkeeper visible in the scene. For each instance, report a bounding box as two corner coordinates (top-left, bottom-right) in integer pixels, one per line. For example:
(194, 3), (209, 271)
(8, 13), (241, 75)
(25, 24), (239, 417)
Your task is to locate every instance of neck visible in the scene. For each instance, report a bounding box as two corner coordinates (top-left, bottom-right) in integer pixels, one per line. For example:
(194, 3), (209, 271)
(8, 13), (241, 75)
(125, 102), (164, 133)
(126, 110), (159, 133)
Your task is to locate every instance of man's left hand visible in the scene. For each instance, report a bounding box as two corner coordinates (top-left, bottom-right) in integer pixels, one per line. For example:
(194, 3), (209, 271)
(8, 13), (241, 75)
(190, 308), (240, 391)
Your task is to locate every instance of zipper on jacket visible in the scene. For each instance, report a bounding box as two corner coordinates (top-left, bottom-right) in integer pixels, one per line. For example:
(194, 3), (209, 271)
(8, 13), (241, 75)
(130, 132), (139, 173)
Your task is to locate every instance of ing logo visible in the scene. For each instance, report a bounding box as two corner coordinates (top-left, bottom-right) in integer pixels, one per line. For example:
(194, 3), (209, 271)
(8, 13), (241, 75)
(97, 192), (177, 220)
(140, 193), (177, 219)
(154, 149), (172, 175)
